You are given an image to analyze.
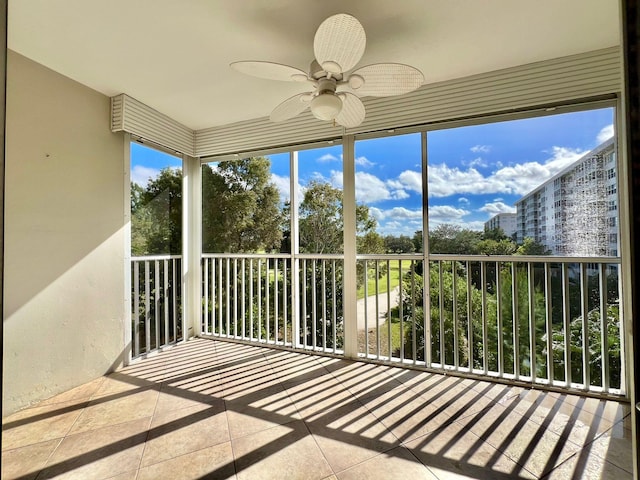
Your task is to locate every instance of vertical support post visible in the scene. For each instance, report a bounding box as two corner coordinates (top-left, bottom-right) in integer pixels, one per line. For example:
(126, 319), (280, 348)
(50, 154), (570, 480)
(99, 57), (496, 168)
(123, 133), (132, 364)
(343, 134), (358, 358)
(619, 3), (639, 473)
(182, 155), (202, 341)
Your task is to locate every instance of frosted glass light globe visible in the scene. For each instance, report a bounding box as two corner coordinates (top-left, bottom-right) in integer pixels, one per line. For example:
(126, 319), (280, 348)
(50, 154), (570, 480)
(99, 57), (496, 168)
(310, 93), (342, 120)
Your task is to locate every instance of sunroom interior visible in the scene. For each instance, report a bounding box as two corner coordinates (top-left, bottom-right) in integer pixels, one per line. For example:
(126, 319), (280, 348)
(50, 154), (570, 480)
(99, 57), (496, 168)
(2, 1), (639, 479)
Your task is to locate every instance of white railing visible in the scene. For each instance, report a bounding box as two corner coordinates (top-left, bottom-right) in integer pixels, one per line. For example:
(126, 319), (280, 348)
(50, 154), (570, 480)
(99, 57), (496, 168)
(200, 252), (625, 397)
(131, 255), (183, 357)
(358, 254), (624, 396)
(201, 254), (344, 354)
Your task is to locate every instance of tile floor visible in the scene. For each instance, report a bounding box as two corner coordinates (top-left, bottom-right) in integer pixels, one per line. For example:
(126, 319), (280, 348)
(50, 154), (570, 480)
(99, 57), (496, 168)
(2, 338), (634, 480)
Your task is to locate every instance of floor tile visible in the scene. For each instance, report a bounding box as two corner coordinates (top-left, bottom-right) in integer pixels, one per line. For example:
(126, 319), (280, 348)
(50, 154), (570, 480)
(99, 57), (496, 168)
(68, 386), (159, 435)
(543, 453), (633, 480)
(138, 442), (236, 480)
(336, 446), (438, 480)
(1, 438), (60, 480)
(2, 400), (86, 450)
(37, 417), (150, 479)
(141, 402), (229, 467)
(584, 420), (634, 474)
(359, 385), (452, 442)
(308, 404), (400, 473)
(232, 420), (333, 480)
(405, 421), (536, 480)
(226, 384), (300, 439)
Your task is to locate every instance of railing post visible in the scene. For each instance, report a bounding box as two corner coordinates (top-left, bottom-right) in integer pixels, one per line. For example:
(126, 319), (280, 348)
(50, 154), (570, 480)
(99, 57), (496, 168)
(182, 154), (202, 341)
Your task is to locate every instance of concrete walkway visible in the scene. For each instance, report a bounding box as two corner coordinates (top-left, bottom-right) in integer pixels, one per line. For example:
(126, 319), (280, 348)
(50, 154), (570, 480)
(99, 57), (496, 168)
(356, 286), (400, 330)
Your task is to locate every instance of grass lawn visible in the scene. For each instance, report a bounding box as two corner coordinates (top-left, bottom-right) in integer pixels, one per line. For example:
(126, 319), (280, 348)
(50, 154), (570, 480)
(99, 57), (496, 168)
(357, 259), (413, 300)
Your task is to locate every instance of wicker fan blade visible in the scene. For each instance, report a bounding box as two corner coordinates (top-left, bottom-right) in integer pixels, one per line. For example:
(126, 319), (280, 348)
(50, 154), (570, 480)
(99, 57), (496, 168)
(314, 13), (366, 74)
(348, 63), (424, 97)
(270, 93), (312, 122)
(336, 93), (365, 128)
(230, 61), (308, 82)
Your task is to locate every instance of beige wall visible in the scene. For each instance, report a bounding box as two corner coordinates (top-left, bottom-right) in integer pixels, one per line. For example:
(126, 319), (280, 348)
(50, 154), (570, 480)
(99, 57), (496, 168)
(3, 51), (126, 415)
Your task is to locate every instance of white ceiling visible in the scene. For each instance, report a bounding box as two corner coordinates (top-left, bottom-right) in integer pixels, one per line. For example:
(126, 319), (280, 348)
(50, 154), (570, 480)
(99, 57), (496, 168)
(8, 0), (621, 131)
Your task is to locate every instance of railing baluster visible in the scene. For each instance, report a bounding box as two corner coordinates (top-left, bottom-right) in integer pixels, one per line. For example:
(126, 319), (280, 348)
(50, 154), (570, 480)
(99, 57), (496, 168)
(600, 263), (609, 392)
(145, 260), (150, 354)
(580, 263), (590, 390)
(311, 260), (317, 350)
(528, 262), (536, 382)
(467, 261), (473, 372)
(266, 258), (270, 342)
(364, 259), (369, 357)
(544, 263), (553, 384)
(241, 258), (246, 339)
(162, 259), (169, 345)
(154, 260), (160, 349)
(411, 260), (417, 364)
(399, 259), (404, 362)
(497, 261), (504, 378)
(203, 258), (209, 334)
(481, 261), (488, 375)
(438, 261), (445, 368)
(562, 263), (571, 388)
(387, 259), (392, 361)
(512, 262), (520, 380)
(302, 259), (307, 348)
(283, 259), (288, 345)
(332, 260), (337, 353)
(322, 260), (327, 351)
(233, 258), (238, 338)
(210, 257), (215, 335)
(258, 259), (262, 342)
(133, 261), (140, 357)
(218, 258), (223, 336)
(249, 259), (254, 340)
(375, 260), (380, 359)
(226, 258), (231, 337)
(173, 258), (178, 341)
(275, 259), (279, 345)
(453, 260), (459, 370)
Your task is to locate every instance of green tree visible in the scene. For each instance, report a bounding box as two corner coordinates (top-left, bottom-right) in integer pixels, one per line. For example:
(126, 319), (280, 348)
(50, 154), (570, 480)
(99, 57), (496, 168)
(482, 227), (507, 241)
(428, 224), (482, 254)
(475, 238), (517, 255)
(202, 157), (283, 253)
(384, 234), (416, 253)
(516, 237), (551, 256)
(131, 168), (182, 255)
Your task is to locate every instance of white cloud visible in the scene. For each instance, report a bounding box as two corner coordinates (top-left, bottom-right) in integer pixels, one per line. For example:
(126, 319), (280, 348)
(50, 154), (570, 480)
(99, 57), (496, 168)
(597, 124), (614, 144)
(458, 197), (470, 204)
(479, 201), (516, 215)
(427, 145), (586, 197)
(467, 157), (488, 168)
(355, 156), (375, 167)
(271, 173), (299, 202)
(397, 170), (422, 193)
(471, 145), (491, 154)
(131, 165), (160, 187)
(318, 153), (340, 163)
(428, 205), (469, 221)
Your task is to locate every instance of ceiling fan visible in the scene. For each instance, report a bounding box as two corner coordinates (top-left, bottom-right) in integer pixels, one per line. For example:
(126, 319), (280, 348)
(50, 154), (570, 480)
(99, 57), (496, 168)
(230, 13), (425, 128)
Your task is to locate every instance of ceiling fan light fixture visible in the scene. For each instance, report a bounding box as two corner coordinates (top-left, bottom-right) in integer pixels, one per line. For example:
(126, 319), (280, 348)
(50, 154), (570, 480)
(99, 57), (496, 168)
(310, 92), (342, 120)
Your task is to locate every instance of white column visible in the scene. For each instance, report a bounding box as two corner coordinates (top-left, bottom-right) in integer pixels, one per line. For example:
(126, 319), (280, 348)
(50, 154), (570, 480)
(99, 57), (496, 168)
(343, 135), (358, 358)
(182, 155), (202, 340)
(123, 133), (132, 364)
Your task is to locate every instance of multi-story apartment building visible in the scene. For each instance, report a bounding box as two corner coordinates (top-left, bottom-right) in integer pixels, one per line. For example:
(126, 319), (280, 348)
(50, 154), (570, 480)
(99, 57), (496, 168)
(484, 213), (517, 238)
(515, 138), (618, 256)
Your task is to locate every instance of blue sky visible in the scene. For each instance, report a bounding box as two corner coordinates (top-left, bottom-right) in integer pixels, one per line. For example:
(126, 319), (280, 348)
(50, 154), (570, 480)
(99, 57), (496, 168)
(131, 107), (615, 237)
